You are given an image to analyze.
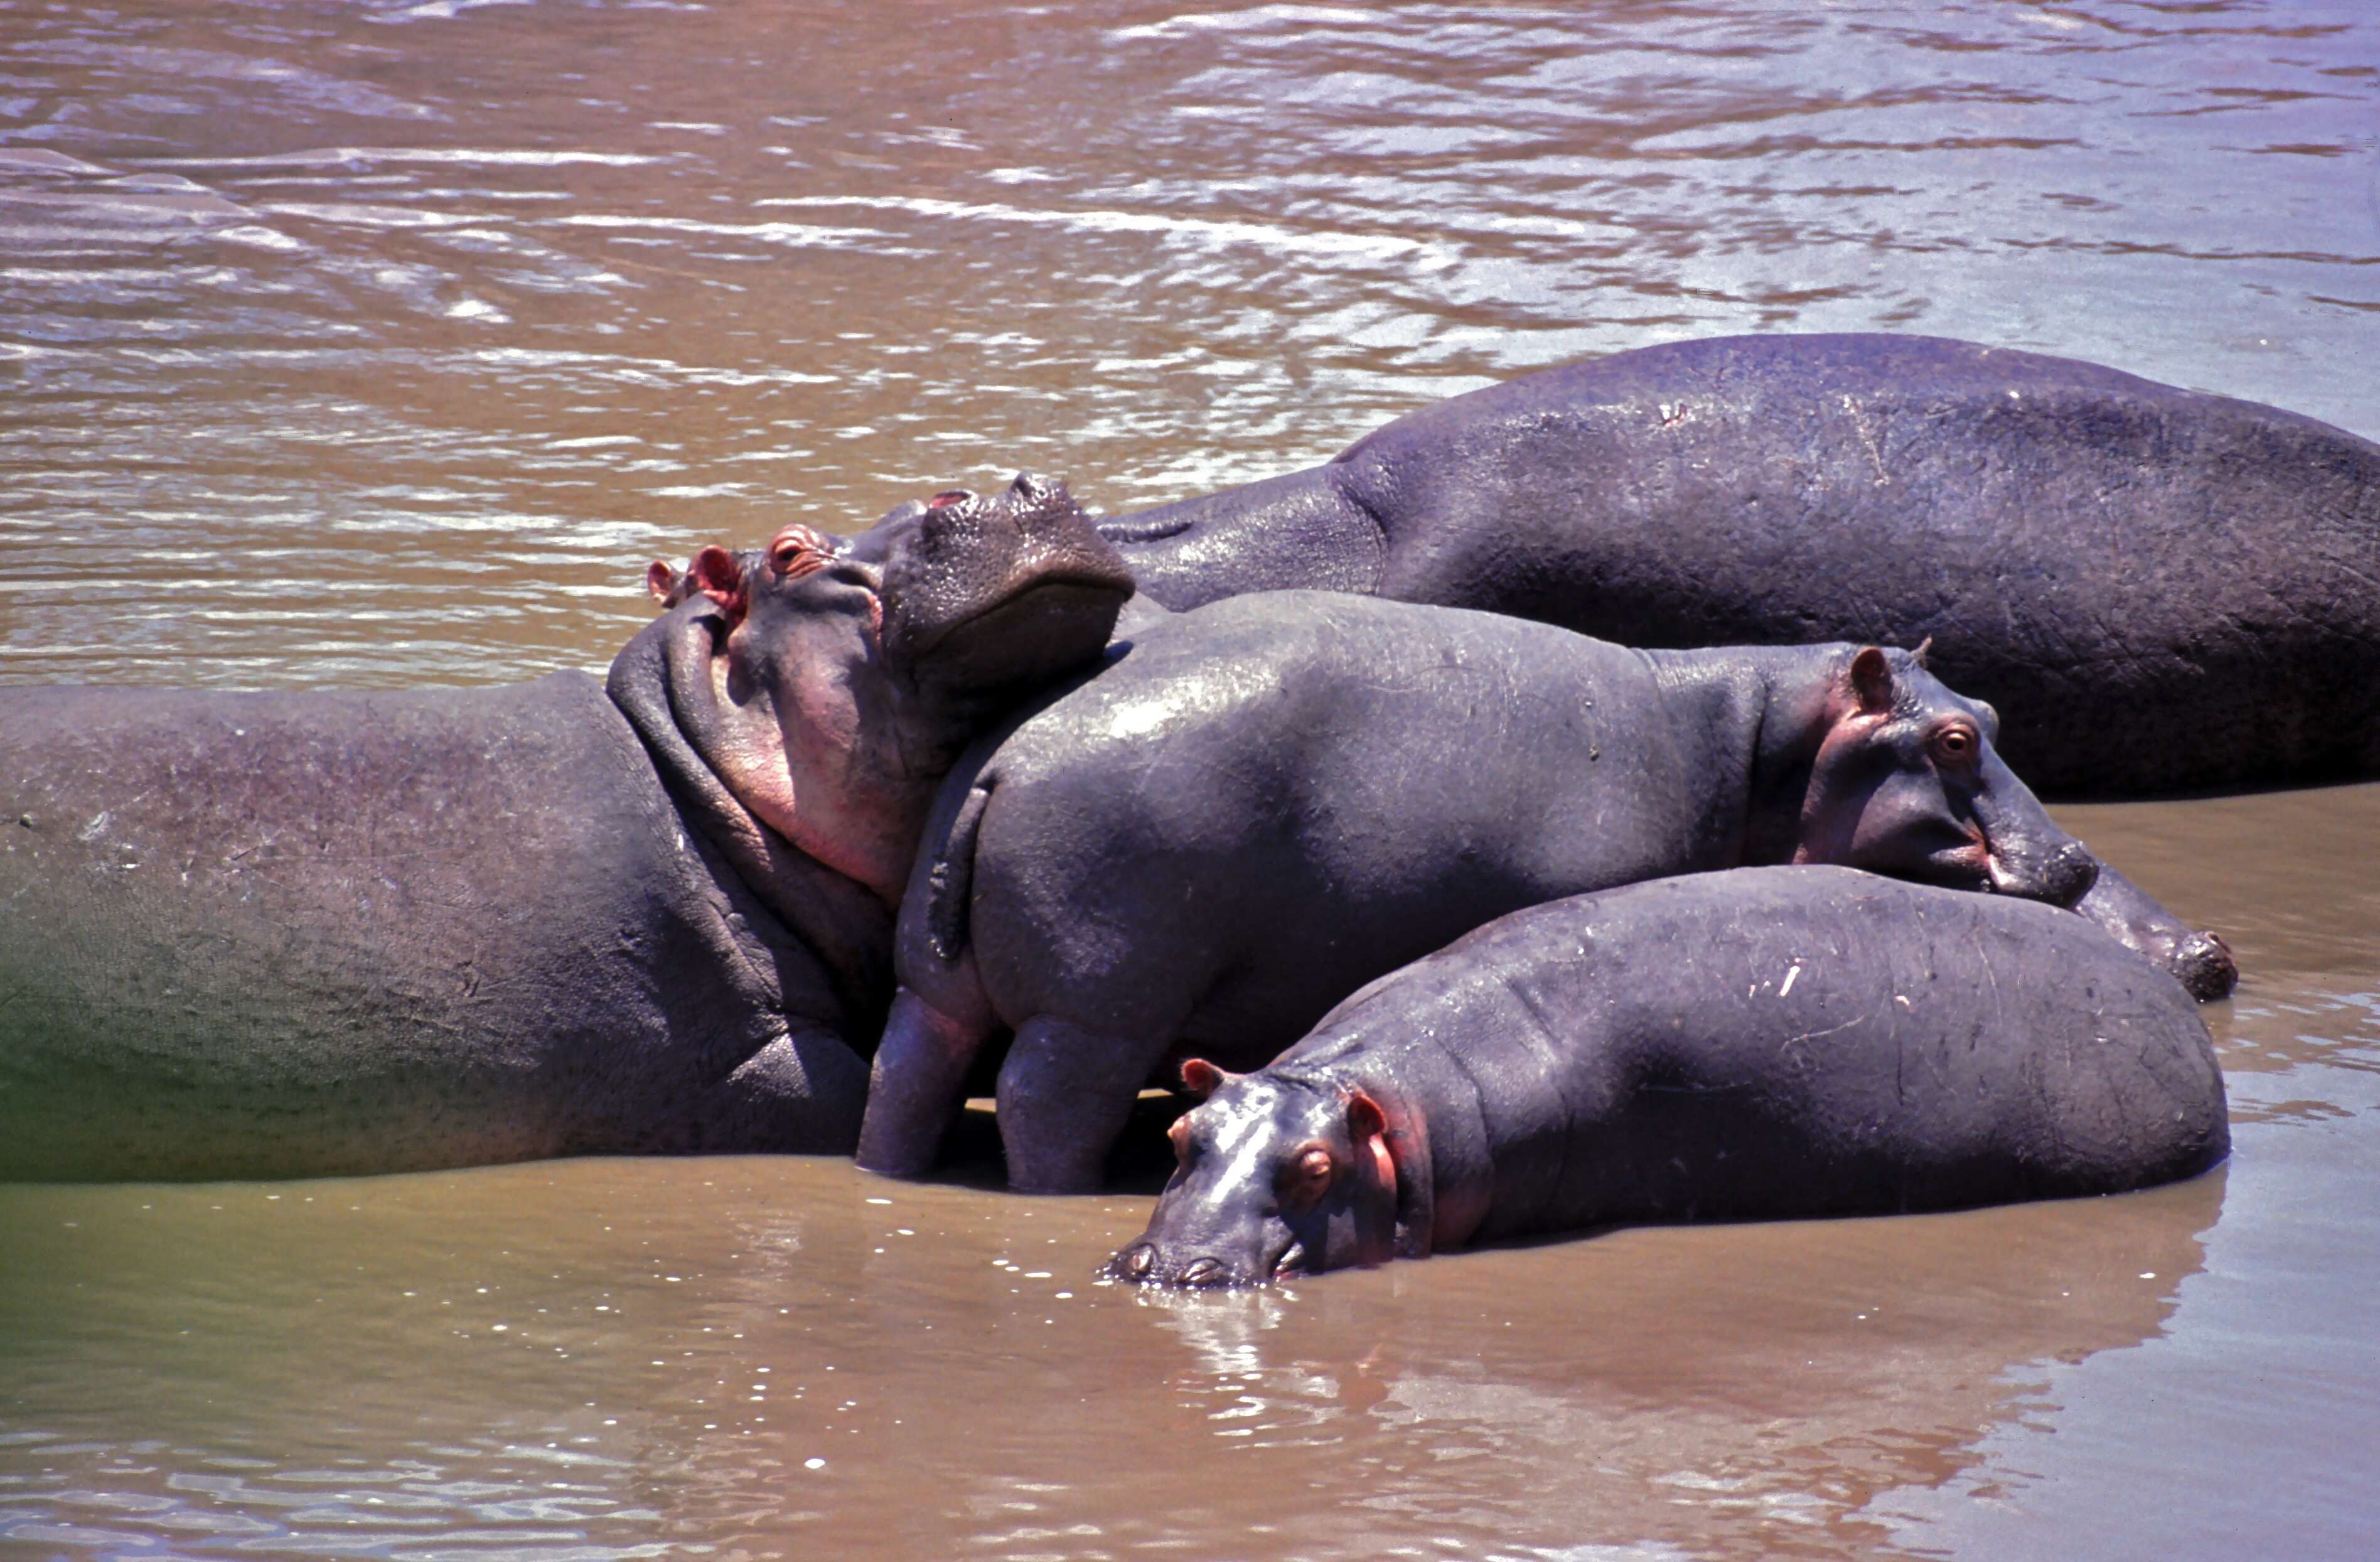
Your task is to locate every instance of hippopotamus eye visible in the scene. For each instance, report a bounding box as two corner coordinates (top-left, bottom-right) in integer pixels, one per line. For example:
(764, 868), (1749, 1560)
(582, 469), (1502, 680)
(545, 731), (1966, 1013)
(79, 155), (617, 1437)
(1279, 1145), (1335, 1205)
(1930, 721), (1981, 767)
(766, 526), (830, 579)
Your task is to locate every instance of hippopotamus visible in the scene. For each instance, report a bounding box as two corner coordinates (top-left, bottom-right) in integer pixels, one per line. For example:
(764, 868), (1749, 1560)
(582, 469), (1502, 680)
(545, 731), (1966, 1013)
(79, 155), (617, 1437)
(0, 474), (1134, 1181)
(1095, 333), (2380, 798)
(1110, 865), (2231, 1288)
(856, 590), (2122, 1194)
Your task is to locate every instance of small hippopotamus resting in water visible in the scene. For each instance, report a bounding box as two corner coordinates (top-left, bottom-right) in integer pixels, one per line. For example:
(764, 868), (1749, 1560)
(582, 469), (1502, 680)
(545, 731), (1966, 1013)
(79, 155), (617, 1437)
(857, 590), (2140, 1194)
(0, 475), (1133, 1181)
(1095, 333), (2380, 798)
(1111, 866), (2230, 1288)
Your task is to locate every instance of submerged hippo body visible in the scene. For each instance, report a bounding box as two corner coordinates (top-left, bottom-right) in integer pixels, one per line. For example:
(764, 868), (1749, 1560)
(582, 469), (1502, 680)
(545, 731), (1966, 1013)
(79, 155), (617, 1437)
(0, 677), (874, 1180)
(859, 591), (2108, 1193)
(1115, 866), (2231, 1288)
(0, 475), (1134, 1181)
(1100, 333), (2380, 797)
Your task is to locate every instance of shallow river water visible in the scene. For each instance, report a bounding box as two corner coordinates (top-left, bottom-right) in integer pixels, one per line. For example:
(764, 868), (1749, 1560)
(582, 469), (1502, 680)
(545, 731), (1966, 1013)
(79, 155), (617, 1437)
(3, 1), (2377, 1558)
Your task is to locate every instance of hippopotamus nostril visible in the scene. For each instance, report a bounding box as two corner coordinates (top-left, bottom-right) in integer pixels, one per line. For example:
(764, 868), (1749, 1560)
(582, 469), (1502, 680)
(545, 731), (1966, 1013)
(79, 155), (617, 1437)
(1178, 1256), (1228, 1288)
(926, 488), (975, 511)
(2174, 932), (2240, 1003)
(1118, 1244), (1157, 1281)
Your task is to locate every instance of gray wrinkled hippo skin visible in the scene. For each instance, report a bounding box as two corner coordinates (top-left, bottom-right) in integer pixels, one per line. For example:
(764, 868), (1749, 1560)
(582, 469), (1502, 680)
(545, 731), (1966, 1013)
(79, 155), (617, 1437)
(858, 591), (2103, 1193)
(0, 474), (1132, 1182)
(1098, 333), (2380, 798)
(1113, 866), (2231, 1288)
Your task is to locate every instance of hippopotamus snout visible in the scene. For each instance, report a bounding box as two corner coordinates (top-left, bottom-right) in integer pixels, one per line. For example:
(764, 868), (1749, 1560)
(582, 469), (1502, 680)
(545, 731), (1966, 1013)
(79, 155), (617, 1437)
(2172, 930), (2239, 1002)
(1989, 832), (2099, 908)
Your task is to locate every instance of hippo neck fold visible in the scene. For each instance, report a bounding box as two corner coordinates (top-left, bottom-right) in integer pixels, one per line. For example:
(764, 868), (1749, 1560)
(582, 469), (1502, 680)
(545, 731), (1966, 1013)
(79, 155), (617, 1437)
(606, 612), (895, 1031)
(1643, 643), (1845, 870)
(1285, 1063), (1474, 1260)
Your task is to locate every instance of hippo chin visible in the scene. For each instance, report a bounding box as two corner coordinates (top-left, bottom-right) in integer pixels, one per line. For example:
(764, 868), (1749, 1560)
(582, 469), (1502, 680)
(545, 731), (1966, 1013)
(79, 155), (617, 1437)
(1113, 866), (2231, 1289)
(1095, 333), (2380, 799)
(857, 591), (2111, 1195)
(0, 473), (1132, 1181)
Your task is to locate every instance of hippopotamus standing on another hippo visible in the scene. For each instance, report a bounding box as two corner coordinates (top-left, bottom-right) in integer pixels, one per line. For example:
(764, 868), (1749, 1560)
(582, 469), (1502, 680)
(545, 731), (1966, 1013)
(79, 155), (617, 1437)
(856, 591), (2118, 1194)
(1096, 333), (2380, 798)
(0, 475), (1133, 1181)
(1112, 866), (2230, 1288)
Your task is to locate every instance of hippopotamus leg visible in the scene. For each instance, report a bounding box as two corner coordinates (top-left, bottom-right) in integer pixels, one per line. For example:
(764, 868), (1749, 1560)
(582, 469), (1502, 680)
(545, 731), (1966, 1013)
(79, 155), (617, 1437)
(854, 988), (999, 1179)
(994, 1016), (1160, 1194)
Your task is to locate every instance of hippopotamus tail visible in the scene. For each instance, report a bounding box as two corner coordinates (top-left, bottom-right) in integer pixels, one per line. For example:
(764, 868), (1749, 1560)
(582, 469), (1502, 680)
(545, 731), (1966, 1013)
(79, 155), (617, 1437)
(918, 775), (992, 967)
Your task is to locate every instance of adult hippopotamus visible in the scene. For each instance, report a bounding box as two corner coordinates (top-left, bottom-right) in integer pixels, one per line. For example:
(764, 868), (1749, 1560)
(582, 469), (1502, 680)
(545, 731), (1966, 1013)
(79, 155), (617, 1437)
(1111, 865), (2230, 1288)
(1095, 333), (2380, 797)
(856, 591), (2115, 1194)
(0, 474), (1134, 1181)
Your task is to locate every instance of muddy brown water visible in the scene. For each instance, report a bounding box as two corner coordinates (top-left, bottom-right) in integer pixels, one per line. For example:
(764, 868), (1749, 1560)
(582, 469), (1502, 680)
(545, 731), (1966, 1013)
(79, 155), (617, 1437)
(3, 1), (2377, 1557)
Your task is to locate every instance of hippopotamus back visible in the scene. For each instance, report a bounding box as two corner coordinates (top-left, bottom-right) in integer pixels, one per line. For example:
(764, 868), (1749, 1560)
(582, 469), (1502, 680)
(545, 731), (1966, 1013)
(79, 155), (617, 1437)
(1105, 333), (2380, 796)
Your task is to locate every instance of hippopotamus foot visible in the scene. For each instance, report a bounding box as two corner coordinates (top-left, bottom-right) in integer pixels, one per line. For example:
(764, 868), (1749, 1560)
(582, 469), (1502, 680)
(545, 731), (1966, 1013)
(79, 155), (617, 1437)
(994, 1016), (1157, 1195)
(856, 988), (992, 1178)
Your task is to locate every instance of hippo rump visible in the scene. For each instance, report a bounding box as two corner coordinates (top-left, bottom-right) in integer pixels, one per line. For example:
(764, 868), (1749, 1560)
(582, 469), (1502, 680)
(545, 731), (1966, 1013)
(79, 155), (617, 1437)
(1113, 865), (2231, 1288)
(1095, 333), (2380, 797)
(0, 475), (1134, 1181)
(856, 590), (2148, 1195)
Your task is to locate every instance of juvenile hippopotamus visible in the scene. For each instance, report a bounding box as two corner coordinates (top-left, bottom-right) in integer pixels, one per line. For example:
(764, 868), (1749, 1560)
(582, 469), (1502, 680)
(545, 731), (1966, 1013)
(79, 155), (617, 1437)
(0, 474), (1133, 1181)
(1112, 866), (2230, 1288)
(856, 591), (2111, 1193)
(1096, 333), (2380, 798)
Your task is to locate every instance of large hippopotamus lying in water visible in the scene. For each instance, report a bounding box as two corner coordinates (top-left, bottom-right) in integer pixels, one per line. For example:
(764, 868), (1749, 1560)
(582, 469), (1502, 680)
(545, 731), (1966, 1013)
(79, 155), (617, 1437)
(0, 475), (1134, 1181)
(1112, 866), (2230, 1288)
(856, 590), (2145, 1194)
(1096, 333), (2380, 797)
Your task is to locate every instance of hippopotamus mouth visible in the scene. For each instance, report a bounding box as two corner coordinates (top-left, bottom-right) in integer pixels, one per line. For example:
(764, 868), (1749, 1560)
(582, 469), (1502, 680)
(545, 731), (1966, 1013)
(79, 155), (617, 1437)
(1106, 1237), (1307, 1290)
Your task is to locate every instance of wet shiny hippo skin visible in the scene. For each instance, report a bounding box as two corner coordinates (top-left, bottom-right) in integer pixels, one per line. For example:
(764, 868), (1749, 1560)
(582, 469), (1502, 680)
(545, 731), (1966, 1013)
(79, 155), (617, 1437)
(0, 475), (1133, 1181)
(857, 591), (2104, 1194)
(1113, 866), (2231, 1288)
(1096, 333), (2380, 799)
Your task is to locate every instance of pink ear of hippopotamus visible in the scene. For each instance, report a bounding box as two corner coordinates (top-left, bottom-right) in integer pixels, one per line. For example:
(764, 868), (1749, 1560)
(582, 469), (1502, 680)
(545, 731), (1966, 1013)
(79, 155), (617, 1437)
(691, 546), (748, 620)
(1180, 1057), (1231, 1097)
(1848, 645), (1895, 714)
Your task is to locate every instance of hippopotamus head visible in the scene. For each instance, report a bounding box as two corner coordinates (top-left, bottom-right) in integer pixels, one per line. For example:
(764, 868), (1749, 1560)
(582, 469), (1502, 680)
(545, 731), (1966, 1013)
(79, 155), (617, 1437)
(1784, 645), (2098, 908)
(609, 472), (1135, 907)
(1107, 1060), (1400, 1289)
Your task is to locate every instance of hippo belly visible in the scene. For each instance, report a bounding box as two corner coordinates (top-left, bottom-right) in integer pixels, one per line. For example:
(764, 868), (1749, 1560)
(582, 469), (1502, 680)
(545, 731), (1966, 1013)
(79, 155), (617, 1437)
(1103, 333), (2380, 797)
(1117, 865), (2229, 1286)
(0, 674), (867, 1181)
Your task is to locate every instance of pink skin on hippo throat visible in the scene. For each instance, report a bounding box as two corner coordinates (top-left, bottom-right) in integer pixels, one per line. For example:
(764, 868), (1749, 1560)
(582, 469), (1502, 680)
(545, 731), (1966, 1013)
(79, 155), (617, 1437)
(685, 525), (928, 905)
